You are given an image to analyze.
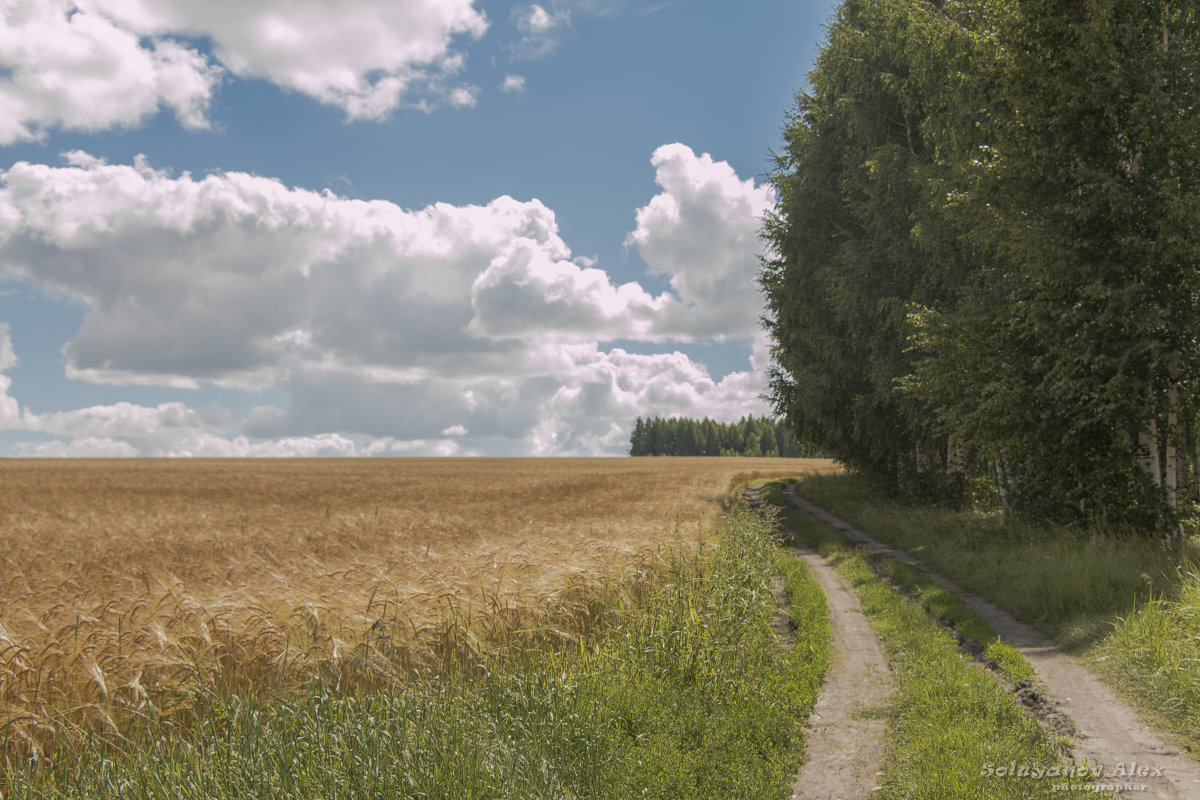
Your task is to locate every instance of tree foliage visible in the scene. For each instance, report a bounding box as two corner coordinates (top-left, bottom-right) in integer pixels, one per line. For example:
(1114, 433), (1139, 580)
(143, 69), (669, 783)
(628, 415), (819, 458)
(762, 0), (1200, 531)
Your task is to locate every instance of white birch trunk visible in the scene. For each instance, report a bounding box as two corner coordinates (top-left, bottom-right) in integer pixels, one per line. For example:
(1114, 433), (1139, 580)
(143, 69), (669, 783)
(947, 438), (966, 474)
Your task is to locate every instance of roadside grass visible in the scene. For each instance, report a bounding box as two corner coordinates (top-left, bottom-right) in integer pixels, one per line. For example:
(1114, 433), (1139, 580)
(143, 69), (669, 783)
(793, 473), (1200, 757)
(762, 482), (1106, 800)
(4, 505), (830, 800)
(760, 484), (1035, 684)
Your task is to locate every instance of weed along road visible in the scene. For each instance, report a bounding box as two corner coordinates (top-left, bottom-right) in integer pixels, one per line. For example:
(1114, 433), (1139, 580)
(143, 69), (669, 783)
(774, 481), (1200, 800)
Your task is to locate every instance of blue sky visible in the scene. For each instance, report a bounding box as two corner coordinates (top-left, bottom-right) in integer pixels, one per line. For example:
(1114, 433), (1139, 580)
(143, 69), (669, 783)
(0, 0), (837, 457)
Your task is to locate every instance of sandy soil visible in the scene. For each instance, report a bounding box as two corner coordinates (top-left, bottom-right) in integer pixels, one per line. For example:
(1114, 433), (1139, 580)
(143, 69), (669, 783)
(746, 484), (893, 800)
(785, 485), (1200, 800)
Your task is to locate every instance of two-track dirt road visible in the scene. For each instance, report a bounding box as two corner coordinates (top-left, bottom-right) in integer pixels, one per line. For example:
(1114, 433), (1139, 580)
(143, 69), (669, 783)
(748, 481), (1200, 800)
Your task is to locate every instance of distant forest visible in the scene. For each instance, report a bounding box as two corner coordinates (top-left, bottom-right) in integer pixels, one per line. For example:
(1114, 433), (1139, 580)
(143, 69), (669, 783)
(628, 415), (821, 458)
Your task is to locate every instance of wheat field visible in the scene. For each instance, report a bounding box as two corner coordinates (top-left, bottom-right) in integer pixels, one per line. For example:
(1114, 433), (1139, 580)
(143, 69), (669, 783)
(0, 457), (833, 761)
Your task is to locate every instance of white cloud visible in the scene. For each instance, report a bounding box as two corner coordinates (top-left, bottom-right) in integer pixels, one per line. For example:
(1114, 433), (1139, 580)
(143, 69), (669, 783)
(571, 0), (675, 17)
(0, 321), (16, 372)
(0, 323), (19, 424)
(469, 241), (674, 342)
(0, 144), (777, 457)
(0, 154), (579, 387)
(505, 1), (670, 60)
(500, 74), (526, 94)
(525, 5), (556, 33)
(17, 429), (360, 458)
(626, 143), (776, 338)
(21, 437), (142, 458)
(448, 85), (479, 108)
(510, 3), (570, 58)
(3, 387), (361, 457)
(0, 0), (223, 144)
(527, 344), (771, 455)
(0, 0), (488, 142)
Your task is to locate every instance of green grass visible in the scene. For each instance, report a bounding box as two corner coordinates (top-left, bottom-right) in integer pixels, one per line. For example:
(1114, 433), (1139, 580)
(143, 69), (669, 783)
(761, 483), (1036, 684)
(762, 482), (1109, 800)
(4, 505), (830, 800)
(794, 472), (1200, 757)
(1090, 574), (1200, 752)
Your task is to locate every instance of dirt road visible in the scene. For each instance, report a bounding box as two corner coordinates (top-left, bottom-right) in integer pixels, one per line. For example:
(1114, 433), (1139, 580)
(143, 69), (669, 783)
(783, 484), (1200, 800)
(746, 484), (892, 800)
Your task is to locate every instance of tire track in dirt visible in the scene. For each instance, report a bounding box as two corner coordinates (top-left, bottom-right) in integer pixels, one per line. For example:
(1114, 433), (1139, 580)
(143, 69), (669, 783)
(745, 484), (893, 800)
(784, 484), (1200, 800)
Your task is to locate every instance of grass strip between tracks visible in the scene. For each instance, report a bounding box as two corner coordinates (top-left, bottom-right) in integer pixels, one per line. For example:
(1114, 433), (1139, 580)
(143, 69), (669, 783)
(762, 481), (1115, 800)
(4, 504), (829, 800)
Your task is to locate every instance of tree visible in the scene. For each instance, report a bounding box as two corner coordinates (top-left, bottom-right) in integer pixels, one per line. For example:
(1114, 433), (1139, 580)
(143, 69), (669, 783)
(765, 0), (1200, 531)
(907, 0), (1200, 528)
(761, 0), (981, 500)
(627, 416), (819, 457)
(629, 417), (650, 456)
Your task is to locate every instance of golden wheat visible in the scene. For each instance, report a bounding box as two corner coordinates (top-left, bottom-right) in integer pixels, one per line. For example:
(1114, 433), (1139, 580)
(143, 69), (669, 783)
(0, 456), (834, 760)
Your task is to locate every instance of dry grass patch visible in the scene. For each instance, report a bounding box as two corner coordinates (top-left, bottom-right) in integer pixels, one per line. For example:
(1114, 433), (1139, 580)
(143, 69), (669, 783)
(0, 456), (834, 764)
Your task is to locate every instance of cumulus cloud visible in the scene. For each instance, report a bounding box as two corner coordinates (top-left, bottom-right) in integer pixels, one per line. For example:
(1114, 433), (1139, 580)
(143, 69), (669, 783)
(626, 143), (775, 338)
(528, 344), (771, 455)
(0, 0), (488, 142)
(0, 364), (361, 455)
(0, 144), (776, 457)
(0, 322), (19, 424)
(0, 0), (222, 143)
(469, 241), (674, 341)
(0, 153), (584, 387)
(0, 321), (16, 372)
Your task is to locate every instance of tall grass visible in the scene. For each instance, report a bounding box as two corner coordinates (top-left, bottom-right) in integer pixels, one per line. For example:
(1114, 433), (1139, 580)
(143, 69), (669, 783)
(1095, 569), (1200, 745)
(4, 505), (830, 799)
(795, 472), (1200, 754)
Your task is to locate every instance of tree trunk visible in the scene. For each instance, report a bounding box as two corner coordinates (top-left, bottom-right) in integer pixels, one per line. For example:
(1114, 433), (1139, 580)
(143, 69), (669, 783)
(947, 438), (966, 474)
(995, 456), (1013, 518)
(1137, 421), (1162, 488)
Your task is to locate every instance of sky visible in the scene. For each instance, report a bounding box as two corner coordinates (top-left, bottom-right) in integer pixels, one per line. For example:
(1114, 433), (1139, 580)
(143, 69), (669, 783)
(0, 0), (839, 458)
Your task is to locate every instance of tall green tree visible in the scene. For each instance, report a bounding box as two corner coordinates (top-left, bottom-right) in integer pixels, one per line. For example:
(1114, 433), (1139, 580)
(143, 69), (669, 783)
(767, 0), (1200, 530)
(761, 0), (983, 499)
(907, 0), (1200, 527)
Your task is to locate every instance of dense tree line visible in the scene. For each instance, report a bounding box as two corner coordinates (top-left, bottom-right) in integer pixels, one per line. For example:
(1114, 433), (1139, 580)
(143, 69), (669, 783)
(761, 0), (1200, 533)
(628, 415), (820, 458)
